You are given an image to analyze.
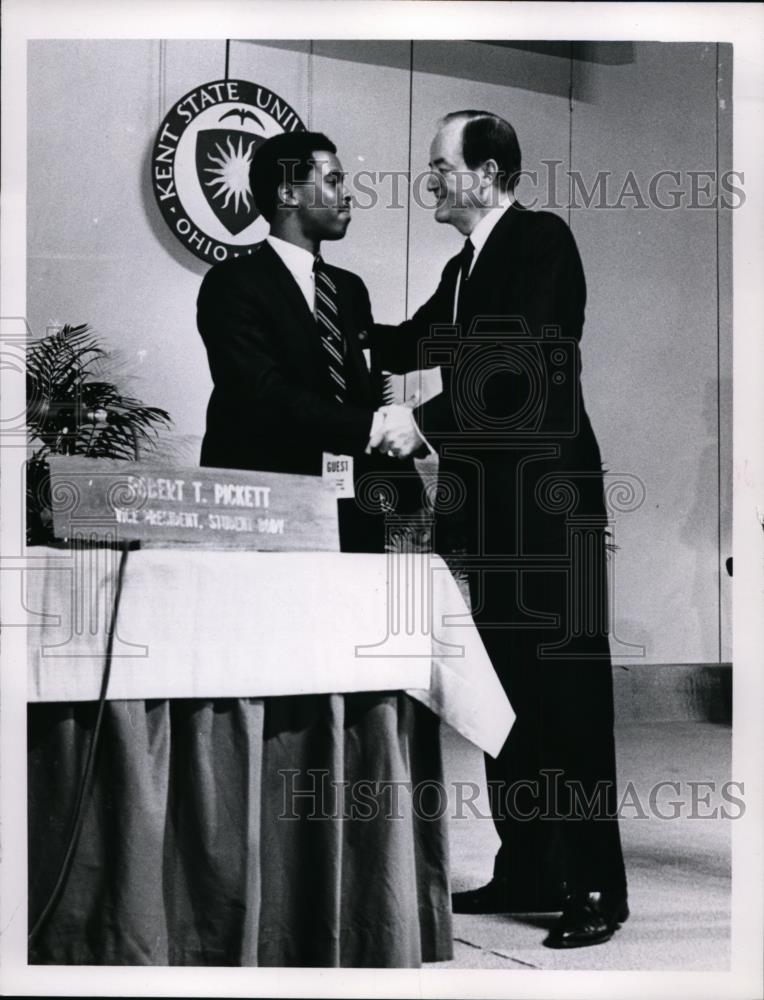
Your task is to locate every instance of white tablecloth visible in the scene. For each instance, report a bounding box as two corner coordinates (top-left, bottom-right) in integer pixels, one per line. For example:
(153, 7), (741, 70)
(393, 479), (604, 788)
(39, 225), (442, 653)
(25, 546), (514, 756)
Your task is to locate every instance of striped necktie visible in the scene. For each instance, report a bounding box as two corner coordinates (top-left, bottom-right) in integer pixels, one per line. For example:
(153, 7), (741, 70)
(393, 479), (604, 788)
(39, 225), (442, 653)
(313, 254), (346, 402)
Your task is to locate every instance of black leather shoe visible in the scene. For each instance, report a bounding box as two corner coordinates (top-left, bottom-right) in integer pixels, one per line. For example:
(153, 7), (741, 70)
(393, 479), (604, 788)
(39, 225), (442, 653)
(452, 877), (566, 914)
(544, 890), (629, 948)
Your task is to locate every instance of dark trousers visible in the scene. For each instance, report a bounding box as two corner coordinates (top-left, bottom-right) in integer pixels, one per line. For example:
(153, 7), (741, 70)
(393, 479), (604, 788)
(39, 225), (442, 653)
(469, 528), (627, 901)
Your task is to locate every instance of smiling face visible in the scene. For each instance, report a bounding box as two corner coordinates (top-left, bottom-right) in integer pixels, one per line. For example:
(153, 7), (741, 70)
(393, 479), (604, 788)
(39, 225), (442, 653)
(292, 149), (351, 243)
(427, 119), (486, 235)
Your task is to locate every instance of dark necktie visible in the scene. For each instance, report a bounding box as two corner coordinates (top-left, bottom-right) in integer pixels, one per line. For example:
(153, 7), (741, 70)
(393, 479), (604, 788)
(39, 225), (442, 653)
(313, 254), (346, 402)
(455, 237), (475, 323)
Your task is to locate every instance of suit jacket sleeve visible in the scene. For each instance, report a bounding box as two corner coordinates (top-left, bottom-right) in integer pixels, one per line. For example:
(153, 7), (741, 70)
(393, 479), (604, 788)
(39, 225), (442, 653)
(368, 259), (458, 444)
(369, 259), (456, 374)
(198, 263), (375, 457)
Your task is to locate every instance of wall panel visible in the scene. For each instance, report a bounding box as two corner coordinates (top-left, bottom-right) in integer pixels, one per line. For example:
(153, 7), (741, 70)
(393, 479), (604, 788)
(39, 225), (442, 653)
(26, 39), (731, 664)
(309, 40), (410, 324)
(571, 43), (721, 663)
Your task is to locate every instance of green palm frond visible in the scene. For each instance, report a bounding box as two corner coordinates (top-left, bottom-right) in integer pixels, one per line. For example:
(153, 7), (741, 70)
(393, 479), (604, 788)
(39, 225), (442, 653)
(26, 323), (173, 543)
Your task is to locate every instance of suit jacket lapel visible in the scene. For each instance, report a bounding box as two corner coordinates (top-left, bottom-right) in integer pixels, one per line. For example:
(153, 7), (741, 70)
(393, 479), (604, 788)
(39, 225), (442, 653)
(260, 243), (376, 404)
(257, 242), (324, 371)
(328, 271), (375, 403)
(344, 328), (375, 401)
(465, 201), (526, 292)
(453, 203), (526, 331)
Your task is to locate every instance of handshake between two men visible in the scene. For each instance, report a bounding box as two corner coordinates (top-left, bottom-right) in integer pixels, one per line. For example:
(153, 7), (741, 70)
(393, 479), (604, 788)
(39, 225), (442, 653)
(365, 401), (431, 461)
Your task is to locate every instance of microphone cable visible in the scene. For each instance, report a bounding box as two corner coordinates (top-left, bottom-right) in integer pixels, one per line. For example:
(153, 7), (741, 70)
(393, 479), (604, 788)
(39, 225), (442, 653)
(28, 542), (131, 947)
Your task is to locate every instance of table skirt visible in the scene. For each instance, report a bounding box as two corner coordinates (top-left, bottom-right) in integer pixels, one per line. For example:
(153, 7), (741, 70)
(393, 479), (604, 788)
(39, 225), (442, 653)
(28, 693), (453, 967)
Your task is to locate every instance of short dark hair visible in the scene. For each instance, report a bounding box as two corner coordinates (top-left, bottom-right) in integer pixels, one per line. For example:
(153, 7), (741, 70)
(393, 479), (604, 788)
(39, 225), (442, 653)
(442, 111), (522, 192)
(250, 130), (337, 222)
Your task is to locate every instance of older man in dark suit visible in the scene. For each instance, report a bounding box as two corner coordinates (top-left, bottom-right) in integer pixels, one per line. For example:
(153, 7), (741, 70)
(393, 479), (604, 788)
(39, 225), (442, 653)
(373, 110), (628, 948)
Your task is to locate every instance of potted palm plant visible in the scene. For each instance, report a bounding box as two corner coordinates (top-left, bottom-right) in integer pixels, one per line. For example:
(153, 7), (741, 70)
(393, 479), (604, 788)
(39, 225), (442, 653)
(26, 323), (171, 544)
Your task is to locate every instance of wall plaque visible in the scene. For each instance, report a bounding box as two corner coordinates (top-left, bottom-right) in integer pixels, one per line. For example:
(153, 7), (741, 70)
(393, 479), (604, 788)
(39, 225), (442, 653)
(151, 79), (305, 264)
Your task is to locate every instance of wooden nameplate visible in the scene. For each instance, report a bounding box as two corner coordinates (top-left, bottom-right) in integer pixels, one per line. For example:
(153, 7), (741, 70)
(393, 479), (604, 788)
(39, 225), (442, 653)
(46, 457), (339, 551)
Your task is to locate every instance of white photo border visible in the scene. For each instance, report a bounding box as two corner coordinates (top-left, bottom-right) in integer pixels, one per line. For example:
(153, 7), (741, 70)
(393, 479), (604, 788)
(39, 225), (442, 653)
(1, 2), (762, 997)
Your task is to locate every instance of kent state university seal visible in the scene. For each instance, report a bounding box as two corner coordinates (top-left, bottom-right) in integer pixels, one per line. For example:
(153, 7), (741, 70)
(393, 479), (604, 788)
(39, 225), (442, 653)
(151, 80), (306, 264)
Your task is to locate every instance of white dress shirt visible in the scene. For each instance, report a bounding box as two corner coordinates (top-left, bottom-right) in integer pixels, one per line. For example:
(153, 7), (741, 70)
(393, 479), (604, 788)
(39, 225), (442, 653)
(266, 233), (389, 452)
(452, 191), (515, 322)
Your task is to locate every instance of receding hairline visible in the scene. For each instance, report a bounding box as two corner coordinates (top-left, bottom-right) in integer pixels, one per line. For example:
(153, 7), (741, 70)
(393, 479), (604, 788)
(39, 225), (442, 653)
(438, 110), (505, 130)
(433, 110), (521, 192)
(433, 110), (513, 152)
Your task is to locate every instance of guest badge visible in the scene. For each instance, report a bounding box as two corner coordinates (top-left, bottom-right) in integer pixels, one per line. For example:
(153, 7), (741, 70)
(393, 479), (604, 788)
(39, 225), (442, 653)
(322, 453), (355, 498)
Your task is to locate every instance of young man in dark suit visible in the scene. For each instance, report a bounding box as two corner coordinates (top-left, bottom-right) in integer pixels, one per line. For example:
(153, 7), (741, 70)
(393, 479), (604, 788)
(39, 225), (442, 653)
(374, 111), (628, 948)
(197, 130), (424, 552)
(194, 132), (452, 967)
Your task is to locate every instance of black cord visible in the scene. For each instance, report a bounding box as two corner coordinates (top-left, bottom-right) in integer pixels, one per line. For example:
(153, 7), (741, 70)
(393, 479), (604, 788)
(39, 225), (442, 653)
(225, 39), (230, 81)
(28, 542), (131, 946)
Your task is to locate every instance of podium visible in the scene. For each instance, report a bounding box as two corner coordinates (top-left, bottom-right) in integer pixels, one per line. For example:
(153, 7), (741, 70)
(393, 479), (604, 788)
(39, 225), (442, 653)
(27, 460), (513, 967)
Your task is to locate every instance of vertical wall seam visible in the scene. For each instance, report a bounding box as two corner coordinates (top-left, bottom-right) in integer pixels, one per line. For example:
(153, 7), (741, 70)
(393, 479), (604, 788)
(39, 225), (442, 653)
(567, 43), (574, 227)
(404, 40), (414, 320)
(715, 42), (723, 665)
(307, 41), (314, 130)
(158, 39), (166, 126)
(401, 40), (415, 400)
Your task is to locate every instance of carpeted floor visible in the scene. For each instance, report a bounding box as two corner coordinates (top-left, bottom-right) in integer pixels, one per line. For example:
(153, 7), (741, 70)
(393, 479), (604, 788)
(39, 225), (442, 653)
(433, 721), (732, 970)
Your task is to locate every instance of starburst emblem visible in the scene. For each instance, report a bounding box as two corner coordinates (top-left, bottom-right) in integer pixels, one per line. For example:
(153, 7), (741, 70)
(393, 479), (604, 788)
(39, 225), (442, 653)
(203, 135), (256, 214)
(195, 127), (265, 235)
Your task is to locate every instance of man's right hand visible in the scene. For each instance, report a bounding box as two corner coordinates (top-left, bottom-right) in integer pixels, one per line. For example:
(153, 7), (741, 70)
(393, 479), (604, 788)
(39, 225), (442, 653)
(375, 404), (430, 459)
